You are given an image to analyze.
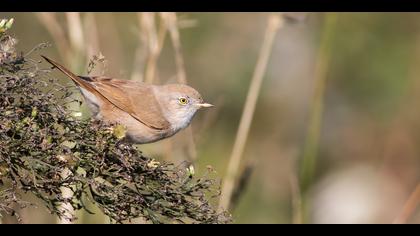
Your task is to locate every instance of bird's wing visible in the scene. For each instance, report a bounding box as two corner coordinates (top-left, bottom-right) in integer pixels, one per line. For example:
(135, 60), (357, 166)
(89, 77), (171, 131)
(41, 55), (170, 131)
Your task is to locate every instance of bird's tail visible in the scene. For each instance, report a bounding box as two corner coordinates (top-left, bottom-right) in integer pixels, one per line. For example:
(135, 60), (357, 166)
(41, 55), (90, 89)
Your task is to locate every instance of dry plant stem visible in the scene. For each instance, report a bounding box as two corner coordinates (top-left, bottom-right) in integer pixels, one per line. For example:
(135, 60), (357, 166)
(162, 12), (187, 84)
(299, 13), (337, 222)
(65, 12), (85, 58)
(35, 13), (71, 62)
(289, 172), (303, 224)
(132, 13), (167, 82)
(131, 15), (147, 82)
(218, 14), (284, 211)
(140, 13), (159, 83)
(393, 183), (420, 224)
(132, 13), (151, 82)
(156, 16), (168, 56)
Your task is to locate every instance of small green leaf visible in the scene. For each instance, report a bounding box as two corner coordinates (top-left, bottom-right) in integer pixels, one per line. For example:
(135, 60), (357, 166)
(31, 107), (38, 118)
(5, 18), (14, 30)
(0, 19), (6, 28)
(21, 117), (31, 124)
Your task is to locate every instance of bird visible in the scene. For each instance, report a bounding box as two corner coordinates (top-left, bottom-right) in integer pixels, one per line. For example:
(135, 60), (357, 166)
(41, 55), (213, 144)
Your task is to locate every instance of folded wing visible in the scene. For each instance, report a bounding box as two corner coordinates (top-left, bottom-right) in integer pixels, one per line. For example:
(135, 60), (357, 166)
(88, 77), (171, 131)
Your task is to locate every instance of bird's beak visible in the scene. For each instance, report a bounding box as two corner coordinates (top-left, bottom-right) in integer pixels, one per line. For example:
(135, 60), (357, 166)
(196, 103), (214, 108)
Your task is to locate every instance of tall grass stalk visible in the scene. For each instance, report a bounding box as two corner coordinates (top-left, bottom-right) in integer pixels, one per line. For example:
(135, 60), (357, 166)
(65, 13), (85, 60)
(162, 12), (187, 84)
(393, 183), (420, 224)
(140, 13), (161, 84)
(299, 13), (337, 222)
(218, 14), (284, 212)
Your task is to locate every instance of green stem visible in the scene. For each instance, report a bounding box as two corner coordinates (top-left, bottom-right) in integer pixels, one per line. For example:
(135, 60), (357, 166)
(299, 13), (338, 222)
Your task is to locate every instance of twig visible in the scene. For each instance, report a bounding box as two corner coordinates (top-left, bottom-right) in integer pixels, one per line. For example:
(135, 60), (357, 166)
(218, 14), (284, 211)
(393, 183), (420, 224)
(83, 13), (102, 74)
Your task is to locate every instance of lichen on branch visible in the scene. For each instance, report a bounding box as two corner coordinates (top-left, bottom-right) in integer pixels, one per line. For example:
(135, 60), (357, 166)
(0, 29), (230, 224)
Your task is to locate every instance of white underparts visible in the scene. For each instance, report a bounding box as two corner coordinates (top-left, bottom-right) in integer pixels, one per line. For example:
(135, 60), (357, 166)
(79, 87), (100, 117)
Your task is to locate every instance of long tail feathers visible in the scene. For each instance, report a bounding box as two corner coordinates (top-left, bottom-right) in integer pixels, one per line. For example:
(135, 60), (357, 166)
(41, 55), (91, 89)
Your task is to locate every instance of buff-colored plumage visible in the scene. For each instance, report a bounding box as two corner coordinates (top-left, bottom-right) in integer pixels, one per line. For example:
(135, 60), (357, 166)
(42, 55), (213, 144)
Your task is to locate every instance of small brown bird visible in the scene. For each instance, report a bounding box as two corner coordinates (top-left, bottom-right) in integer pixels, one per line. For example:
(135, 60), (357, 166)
(42, 55), (213, 144)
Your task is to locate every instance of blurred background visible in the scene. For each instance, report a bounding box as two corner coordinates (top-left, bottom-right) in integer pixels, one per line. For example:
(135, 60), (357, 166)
(0, 12), (419, 224)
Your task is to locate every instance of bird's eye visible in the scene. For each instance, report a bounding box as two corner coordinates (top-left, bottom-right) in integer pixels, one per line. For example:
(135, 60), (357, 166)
(178, 97), (189, 105)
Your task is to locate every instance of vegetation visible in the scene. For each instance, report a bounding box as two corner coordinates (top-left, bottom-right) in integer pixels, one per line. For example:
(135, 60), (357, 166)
(0, 24), (231, 224)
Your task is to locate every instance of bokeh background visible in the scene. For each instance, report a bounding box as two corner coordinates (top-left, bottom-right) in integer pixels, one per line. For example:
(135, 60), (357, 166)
(1, 12), (419, 224)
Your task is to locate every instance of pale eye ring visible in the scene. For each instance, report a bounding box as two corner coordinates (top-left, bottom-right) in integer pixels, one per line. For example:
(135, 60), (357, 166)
(178, 97), (189, 105)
